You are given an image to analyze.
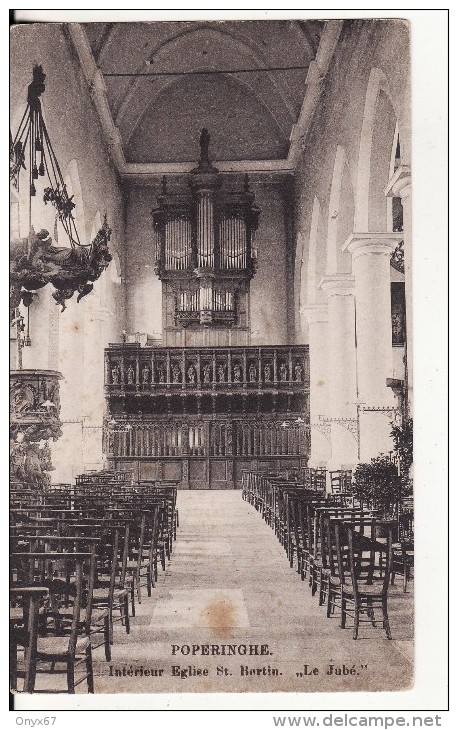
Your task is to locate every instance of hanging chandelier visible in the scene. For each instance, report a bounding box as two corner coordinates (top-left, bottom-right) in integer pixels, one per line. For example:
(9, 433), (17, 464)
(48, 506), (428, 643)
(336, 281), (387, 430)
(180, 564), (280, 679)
(10, 64), (113, 318)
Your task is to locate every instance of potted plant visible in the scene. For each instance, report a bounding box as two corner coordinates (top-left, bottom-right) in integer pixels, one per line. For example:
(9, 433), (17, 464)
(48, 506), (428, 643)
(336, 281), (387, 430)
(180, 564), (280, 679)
(390, 417), (413, 496)
(351, 455), (402, 537)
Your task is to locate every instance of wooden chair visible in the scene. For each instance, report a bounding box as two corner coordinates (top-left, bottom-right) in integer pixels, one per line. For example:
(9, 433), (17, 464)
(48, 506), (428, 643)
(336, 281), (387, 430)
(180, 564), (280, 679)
(11, 551), (95, 693)
(10, 587), (49, 692)
(124, 512), (150, 609)
(336, 524), (393, 640)
(18, 534), (112, 662)
(391, 540), (414, 592)
(391, 499), (414, 591)
(91, 525), (131, 639)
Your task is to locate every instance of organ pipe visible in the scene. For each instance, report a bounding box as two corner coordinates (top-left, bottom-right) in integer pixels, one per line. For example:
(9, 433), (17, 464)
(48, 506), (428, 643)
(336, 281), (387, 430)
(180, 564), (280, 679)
(197, 193), (214, 268)
(151, 129), (260, 327)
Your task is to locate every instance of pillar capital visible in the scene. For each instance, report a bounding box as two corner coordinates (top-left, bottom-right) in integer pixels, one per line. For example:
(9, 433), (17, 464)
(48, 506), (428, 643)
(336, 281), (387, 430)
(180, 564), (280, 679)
(301, 303), (328, 325)
(384, 164), (412, 200)
(319, 273), (354, 297)
(342, 232), (403, 259)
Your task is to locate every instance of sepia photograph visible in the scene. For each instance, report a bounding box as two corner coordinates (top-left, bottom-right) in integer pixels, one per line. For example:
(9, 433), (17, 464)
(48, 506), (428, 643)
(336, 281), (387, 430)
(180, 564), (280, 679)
(8, 9), (447, 711)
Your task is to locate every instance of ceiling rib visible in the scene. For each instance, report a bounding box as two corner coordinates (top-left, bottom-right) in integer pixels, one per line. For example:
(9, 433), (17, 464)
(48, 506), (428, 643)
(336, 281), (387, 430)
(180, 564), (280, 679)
(113, 23), (299, 141)
(122, 70), (292, 151)
(68, 20), (342, 178)
(102, 64), (321, 78)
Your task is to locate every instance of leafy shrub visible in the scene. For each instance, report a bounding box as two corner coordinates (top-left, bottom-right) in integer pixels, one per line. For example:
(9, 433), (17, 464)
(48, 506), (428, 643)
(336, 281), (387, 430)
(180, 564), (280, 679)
(351, 455), (402, 515)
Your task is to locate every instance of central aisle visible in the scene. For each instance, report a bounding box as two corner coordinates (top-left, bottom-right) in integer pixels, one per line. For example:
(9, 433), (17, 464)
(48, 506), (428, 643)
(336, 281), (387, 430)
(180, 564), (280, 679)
(94, 491), (413, 694)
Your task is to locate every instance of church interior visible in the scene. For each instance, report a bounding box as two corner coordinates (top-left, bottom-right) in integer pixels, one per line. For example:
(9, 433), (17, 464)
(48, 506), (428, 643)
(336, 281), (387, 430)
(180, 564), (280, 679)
(10, 19), (414, 696)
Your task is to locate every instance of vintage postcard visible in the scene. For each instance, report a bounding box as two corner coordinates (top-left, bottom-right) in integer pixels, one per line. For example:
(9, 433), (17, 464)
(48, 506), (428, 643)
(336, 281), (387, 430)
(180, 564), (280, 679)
(9, 9), (448, 712)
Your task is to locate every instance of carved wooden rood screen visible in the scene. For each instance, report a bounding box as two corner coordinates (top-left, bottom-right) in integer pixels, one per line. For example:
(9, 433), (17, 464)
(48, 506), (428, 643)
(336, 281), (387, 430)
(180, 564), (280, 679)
(104, 344), (310, 489)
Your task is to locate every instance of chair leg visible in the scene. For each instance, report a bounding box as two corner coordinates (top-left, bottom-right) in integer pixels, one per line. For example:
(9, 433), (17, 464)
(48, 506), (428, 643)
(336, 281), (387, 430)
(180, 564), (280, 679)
(67, 660), (75, 694)
(382, 598), (392, 640)
(311, 567), (318, 596)
(109, 609), (114, 644)
(353, 603), (360, 640)
(86, 645), (94, 694)
(326, 584), (333, 617)
(10, 640), (18, 691)
(403, 560), (410, 592)
(147, 567), (152, 597)
(340, 596), (347, 628)
(130, 585), (136, 616)
(104, 616), (111, 661)
(319, 575), (327, 607)
(124, 595), (130, 634)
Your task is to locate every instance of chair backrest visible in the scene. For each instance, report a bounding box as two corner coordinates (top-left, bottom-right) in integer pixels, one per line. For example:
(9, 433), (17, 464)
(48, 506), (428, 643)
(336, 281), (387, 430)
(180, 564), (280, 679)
(346, 525), (393, 595)
(11, 551), (95, 655)
(329, 471), (343, 494)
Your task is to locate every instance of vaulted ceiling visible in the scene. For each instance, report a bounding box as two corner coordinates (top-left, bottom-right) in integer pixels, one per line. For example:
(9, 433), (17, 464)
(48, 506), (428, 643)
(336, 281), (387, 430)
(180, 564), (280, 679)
(81, 21), (324, 165)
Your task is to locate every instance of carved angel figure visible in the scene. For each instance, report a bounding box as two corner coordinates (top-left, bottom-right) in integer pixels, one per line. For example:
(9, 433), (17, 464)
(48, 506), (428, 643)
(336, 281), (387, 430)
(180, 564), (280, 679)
(172, 364), (181, 383)
(157, 365), (165, 383)
(203, 363), (211, 384)
(249, 363), (257, 383)
(126, 364), (135, 384)
(142, 365), (150, 384)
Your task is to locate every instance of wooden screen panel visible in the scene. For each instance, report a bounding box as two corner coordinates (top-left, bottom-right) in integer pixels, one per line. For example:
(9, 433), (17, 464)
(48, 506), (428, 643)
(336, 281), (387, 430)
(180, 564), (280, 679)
(163, 461), (182, 481)
(189, 459), (208, 489)
(112, 460), (139, 482)
(209, 459), (227, 489)
(139, 461), (157, 481)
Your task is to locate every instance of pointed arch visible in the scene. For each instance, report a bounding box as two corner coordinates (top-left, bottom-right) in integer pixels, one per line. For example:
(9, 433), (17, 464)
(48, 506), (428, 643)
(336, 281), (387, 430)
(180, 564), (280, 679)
(306, 197), (321, 306)
(325, 145), (354, 275)
(354, 68), (398, 231)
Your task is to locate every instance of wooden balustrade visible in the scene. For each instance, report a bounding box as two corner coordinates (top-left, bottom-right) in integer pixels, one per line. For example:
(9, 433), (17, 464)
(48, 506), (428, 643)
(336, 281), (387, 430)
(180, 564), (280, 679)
(105, 344), (309, 395)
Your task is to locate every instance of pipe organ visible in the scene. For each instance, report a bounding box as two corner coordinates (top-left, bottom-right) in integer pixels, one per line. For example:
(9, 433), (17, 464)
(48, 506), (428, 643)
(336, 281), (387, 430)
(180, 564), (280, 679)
(104, 132), (310, 488)
(152, 129), (259, 340)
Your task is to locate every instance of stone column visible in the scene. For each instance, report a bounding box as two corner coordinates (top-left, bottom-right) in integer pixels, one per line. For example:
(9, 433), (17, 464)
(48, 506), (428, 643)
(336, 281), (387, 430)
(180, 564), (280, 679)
(385, 166), (413, 414)
(319, 274), (358, 469)
(302, 304), (330, 467)
(343, 232), (403, 461)
(81, 303), (111, 472)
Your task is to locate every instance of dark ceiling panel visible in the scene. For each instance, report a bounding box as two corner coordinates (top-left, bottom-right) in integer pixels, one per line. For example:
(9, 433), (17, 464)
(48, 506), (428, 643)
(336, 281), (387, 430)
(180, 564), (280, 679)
(81, 20), (324, 163)
(126, 74), (289, 163)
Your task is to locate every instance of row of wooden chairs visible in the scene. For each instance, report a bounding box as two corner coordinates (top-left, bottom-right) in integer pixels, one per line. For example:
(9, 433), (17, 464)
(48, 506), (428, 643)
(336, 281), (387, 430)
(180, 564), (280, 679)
(10, 479), (179, 693)
(242, 469), (413, 640)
